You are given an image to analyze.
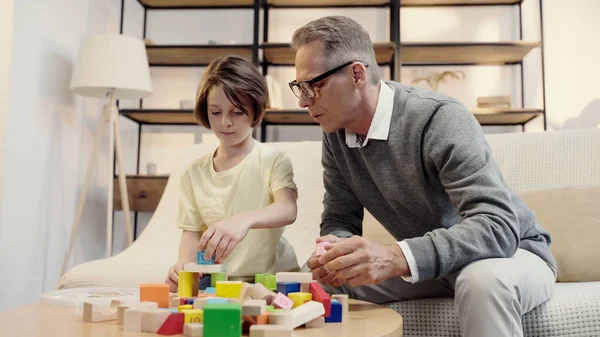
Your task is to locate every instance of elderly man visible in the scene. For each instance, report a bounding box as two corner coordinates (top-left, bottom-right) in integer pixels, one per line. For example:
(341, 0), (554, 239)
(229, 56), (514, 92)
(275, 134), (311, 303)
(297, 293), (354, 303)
(290, 16), (557, 337)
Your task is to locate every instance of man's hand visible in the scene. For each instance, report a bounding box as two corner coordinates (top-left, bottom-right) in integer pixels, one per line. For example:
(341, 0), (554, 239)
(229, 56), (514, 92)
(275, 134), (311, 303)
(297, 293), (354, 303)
(198, 215), (252, 263)
(319, 236), (410, 287)
(307, 235), (346, 286)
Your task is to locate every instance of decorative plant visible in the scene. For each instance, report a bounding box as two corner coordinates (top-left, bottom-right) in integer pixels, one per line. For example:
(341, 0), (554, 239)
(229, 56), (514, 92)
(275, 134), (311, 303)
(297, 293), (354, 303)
(411, 70), (465, 91)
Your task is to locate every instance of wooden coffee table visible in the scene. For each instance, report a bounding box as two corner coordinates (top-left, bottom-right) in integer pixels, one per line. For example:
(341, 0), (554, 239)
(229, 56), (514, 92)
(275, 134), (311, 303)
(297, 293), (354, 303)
(0, 299), (402, 336)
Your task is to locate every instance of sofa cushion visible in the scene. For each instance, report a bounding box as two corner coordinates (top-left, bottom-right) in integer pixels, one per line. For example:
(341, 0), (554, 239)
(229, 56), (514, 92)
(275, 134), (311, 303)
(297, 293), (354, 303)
(519, 186), (600, 282)
(386, 282), (600, 337)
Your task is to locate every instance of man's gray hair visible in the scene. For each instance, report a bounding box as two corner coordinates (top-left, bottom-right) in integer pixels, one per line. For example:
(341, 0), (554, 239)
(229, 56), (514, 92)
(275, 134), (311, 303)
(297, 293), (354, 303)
(292, 16), (381, 85)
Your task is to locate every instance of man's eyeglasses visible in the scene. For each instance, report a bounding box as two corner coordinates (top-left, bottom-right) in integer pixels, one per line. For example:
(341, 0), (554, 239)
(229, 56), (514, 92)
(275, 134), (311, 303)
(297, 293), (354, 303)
(288, 61), (368, 99)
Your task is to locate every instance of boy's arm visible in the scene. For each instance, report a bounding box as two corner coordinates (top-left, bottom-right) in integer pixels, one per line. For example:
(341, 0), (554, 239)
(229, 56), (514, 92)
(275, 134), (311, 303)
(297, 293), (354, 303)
(244, 187), (298, 229)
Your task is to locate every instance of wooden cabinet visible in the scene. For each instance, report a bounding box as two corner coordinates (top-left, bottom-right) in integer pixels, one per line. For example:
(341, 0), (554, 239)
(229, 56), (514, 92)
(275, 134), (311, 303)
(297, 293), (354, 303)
(113, 176), (168, 213)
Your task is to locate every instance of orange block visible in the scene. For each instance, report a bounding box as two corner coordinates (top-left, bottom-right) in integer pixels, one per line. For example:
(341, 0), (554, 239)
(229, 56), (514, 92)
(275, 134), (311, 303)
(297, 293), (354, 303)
(257, 311), (270, 325)
(140, 284), (169, 308)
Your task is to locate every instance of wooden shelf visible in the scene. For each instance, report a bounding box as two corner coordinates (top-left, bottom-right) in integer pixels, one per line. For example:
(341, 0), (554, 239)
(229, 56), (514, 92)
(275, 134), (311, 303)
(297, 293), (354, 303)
(138, 0), (254, 8)
(264, 108), (543, 126)
(121, 109), (197, 125)
(401, 42), (541, 65)
(262, 42), (395, 65)
(268, 0), (389, 7)
(401, 0), (522, 6)
(472, 108), (543, 125)
(114, 175), (169, 212)
(146, 45), (254, 66)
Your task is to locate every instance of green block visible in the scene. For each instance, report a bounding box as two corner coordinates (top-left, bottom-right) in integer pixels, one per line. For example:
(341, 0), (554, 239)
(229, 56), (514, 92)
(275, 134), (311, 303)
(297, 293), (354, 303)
(204, 303), (241, 337)
(266, 306), (284, 313)
(211, 272), (227, 288)
(265, 305), (274, 311)
(264, 275), (277, 291)
(255, 273), (270, 285)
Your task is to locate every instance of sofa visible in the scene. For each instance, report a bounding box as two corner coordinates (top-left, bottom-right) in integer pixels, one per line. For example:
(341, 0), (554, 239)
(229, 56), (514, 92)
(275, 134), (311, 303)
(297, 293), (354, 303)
(59, 128), (600, 337)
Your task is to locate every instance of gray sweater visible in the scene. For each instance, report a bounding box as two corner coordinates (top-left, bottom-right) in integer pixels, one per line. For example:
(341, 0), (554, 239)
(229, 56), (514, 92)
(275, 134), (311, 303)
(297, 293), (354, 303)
(321, 81), (557, 281)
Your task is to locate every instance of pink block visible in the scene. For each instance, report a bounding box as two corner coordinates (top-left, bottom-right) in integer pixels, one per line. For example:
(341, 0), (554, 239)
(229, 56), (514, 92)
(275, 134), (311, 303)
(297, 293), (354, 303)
(272, 292), (293, 311)
(316, 242), (328, 256)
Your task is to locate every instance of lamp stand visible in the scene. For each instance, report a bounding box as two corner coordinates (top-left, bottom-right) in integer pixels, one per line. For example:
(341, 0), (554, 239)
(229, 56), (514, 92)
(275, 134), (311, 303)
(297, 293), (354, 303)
(60, 90), (134, 277)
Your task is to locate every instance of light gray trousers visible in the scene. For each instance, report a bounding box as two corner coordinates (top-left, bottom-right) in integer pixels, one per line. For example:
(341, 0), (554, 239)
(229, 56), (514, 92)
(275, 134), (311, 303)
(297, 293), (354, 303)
(324, 249), (556, 337)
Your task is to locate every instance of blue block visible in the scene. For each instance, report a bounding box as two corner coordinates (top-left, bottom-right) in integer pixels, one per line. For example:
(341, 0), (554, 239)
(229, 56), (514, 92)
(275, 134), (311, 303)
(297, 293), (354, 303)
(325, 299), (342, 323)
(204, 287), (216, 295)
(276, 282), (301, 296)
(169, 308), (179, 314)
(206, 297), (229, 305)
(197, 250), (214, 265)
(186, 298), (195, 305)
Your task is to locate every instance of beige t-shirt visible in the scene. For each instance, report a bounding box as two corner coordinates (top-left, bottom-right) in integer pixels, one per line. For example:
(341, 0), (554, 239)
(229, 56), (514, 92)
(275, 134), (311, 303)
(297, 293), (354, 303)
(176, 140), (299, 280)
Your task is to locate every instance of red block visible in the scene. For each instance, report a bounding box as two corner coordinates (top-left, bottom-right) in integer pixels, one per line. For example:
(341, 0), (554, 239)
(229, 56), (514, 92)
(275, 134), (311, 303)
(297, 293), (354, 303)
(309, 282), (331, 317)
(157, 313), (185, 335)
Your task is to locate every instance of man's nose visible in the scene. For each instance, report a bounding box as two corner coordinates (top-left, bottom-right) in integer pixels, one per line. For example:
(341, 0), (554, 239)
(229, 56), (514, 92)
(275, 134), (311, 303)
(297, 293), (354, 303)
(298, 93), (313, 108)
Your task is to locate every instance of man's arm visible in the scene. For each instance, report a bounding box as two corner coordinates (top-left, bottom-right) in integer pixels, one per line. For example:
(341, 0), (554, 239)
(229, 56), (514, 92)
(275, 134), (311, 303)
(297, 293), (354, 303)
(403, 101), (520, 281)
(321, 134), (364, 238)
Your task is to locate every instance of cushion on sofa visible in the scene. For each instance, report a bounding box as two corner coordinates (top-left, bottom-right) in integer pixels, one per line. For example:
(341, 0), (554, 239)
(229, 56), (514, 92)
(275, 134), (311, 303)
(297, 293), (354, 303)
(519, 185), (600, 282)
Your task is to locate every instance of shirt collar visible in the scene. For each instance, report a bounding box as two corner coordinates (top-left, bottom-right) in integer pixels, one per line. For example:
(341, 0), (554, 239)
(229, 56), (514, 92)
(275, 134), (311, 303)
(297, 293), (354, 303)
(345, 80), (395, 148)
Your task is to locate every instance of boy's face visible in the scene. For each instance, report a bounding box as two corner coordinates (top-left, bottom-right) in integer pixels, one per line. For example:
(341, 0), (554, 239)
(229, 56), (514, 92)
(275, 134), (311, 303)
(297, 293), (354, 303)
(207, 85), (254, 146)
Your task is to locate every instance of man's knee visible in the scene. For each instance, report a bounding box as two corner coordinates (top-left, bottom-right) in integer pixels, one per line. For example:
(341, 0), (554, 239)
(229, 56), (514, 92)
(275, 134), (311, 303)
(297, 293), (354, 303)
(455, 259), (520, 306)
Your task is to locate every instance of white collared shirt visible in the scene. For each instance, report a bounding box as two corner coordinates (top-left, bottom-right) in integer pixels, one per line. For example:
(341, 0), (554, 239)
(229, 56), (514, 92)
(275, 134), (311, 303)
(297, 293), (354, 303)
(344, 81), (421, 283)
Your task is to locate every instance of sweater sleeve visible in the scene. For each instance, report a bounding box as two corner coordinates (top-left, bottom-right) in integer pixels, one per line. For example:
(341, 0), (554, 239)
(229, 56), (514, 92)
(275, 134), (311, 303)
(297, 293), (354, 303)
(320, 134), (364, 238)
(403, 101), (520, 281)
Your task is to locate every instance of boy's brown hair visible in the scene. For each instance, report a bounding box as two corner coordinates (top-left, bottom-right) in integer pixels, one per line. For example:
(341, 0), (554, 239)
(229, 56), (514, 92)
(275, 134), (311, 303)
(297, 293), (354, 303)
(194, 56), (268, 129)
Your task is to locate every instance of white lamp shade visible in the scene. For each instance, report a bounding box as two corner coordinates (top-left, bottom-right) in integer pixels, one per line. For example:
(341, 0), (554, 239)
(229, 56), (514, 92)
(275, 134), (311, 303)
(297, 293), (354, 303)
(70, 34), (153, 99)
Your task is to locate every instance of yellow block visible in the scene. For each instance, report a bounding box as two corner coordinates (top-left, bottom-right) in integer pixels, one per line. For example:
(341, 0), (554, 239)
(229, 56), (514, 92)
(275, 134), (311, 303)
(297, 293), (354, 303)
(182, 309), (204, 323)
(178, 304), (193, 312)
(178, 271), (199, 298)
(288, 292), (312, 308)
(216, 281), (243, 299)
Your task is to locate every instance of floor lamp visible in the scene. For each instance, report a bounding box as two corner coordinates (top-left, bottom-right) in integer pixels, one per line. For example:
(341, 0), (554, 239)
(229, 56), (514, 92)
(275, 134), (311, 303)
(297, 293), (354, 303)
(61, 34), (153, 277)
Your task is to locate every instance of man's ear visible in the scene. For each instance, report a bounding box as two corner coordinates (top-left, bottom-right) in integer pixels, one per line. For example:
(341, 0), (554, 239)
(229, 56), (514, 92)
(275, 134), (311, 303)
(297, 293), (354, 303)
(350, 63), (367, 86)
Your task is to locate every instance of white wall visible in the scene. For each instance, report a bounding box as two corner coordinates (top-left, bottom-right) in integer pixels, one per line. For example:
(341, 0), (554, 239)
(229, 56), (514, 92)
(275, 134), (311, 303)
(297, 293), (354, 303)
(0, 0), (15, 242)
(543, 0), (600, 130)
(0, 0), (122, 310)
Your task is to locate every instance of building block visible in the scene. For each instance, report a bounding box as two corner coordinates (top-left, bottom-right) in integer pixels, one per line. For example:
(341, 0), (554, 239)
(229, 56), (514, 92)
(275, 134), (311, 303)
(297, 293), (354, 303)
(316, 242), (328, 256)
(227, 298), (240, 304)
(267, 311), (292, 325)
(140, 284), (169, 308)
(142, 309), (171, 333)
(271, 293), (293, 311)
(117, 304), (130, 325)
(275, 272), (313, 283)
(203, 303), (242, 337)
(210, 271), (227, 287)
(123, 302), (159, 332)
(193, 297), (209, 310)
(276, 282), (300, 296)
(332, 294), (349, 314)
(238, 282), (251, 300)
(287, 292), (312, 308)
(182, 309), (204, 323)
(264, 275), (277, 290)
(300, 283), (310, 293)
(242, 299), (266, 316)
(249, 324), (293, 337)
(247, 283), (276, 301)
(169, 308), (179, 314)
(257, 311), (270, 324)
(83, 300), (120, 322)
(199, 275), (211, 291)
(325, 299), (343, 323)
(204, 287), (216, 295)
(157, 312), (185, 335)
(288, 301), (325, 329)
(309, 281), (331, 317)
(254, 273), (271, 285)
(186, 298), (195, 305)
(171, 296), (181, 308)
(178, 305), (193, 312)
(178, 271), (200, 298)
(184, 323), (204, 337)
(184, 262), (226, 274)
(206, 298), (229, 305)
(197, 250), (214, 265)
(306, 315), (325, 328)
(216, 281), (243, 298)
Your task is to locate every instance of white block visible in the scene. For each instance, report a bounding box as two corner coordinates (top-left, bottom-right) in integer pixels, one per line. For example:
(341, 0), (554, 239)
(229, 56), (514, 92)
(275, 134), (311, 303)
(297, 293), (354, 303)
(249, 324), (293, 337)
(184, 262), (227, 273)
(242, 299), (267, 316)
(123, 302), (159, 332)
(275, 272), (313, 283)
(142, 309), (171, 333)
(305, 315), (325, 328)
(289, 301), (325, 329)
(184, 323), (204, 337)
(332, 294), (349, 314)
(267, 311), (292, 326)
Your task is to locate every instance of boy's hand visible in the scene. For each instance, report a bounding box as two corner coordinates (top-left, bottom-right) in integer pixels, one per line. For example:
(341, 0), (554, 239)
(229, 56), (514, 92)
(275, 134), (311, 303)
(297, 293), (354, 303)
(165, 262), (192, 293)
(198, 216), (252, 263)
